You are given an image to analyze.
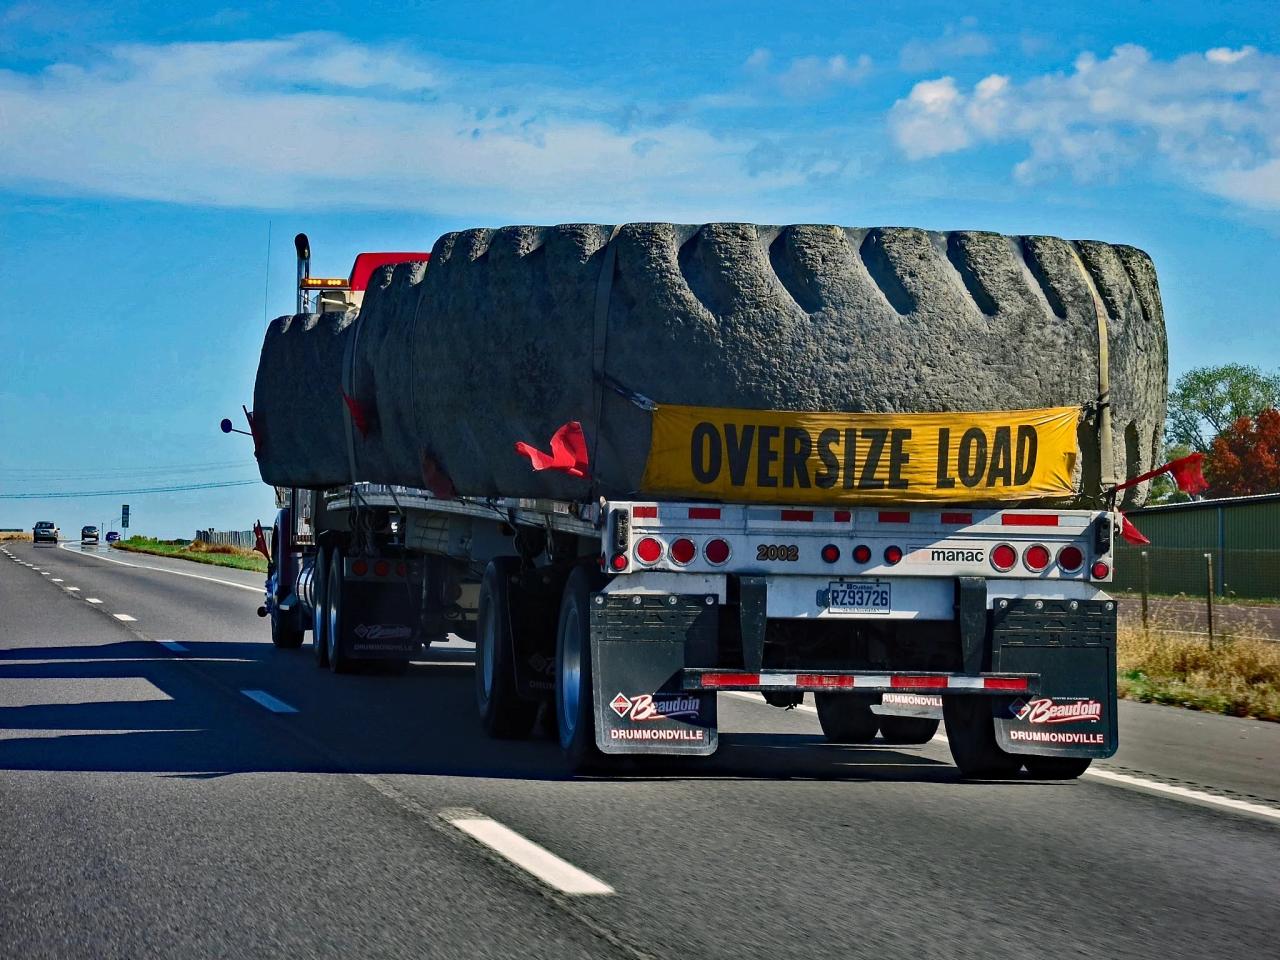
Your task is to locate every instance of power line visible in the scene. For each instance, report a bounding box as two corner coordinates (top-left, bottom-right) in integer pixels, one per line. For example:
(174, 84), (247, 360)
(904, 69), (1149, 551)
(0, 460), (258, 481)
(0, 480), (263, 500)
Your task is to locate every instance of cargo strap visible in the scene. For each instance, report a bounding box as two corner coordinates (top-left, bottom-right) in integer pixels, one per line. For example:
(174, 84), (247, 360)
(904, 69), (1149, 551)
(340, 308), (364, 484)
(588, 226), (624, 486)
(1068, 249), (1116, 494)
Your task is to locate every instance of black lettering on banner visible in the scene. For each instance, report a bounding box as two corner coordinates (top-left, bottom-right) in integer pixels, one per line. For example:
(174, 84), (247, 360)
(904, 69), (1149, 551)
(888, 428), (911, 489)
(725, 424), (755, 487)
(690, 422), (721, 484)
(842, 428), (858, 489)
(958, 427), (987, 488)
(1015, 425), (1038, 484)
(756, 425), (780, 488)
(936, 428), (956, 488)
(987, 426), (1012, 486)
(860, 429), (887, 489)
(815, 429), (841, 489)
(782, 427), (813, 488)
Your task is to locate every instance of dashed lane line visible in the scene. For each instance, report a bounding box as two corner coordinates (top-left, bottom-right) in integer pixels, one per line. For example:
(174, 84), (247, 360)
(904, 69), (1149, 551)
(64, 587), (80, 592)
(57, 541), (261, 592)
(442, 810), (615, 896)
(86, 598), (103, 604)
(113, 614), (137, 622)
(51, 578), (63, 582)
(157, 640), (189, 653)
(240, 689), (299, 714)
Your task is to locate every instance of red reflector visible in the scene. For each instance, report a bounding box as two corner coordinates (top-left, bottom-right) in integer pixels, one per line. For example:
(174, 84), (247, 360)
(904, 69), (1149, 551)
(853, 544), (872, 563)
(1092, 560), (1111, 580)
(797, 674), (855, 689)
(395, 562), (407, 577)
(941, 512), (973, 525)
(984, 677), (1030, 691)
(610, 553), (628, 571)
(781, 509), (814, 522)
(893, 675), (948, 689)
(834, 510), (851, 523)
(1023, 544), (1051, 572)
(688, 507), (721, 520)
(821, 544), (840, 563)
(1058, 545), (1084, 572)
(374, 560), (390, 577)
(1003, 513), (1058, 527)
(670, 538), (696, 565)
(884, 545), (903, 565)
(879, 511), (910, 524)
(700, 673), (760, 688)
(635, 537), (662, 564)
(704, 538), (731, 565)
(632, 506), (658, 519)
(351, 560), (368, 577)
(991, 544), (1017, 572)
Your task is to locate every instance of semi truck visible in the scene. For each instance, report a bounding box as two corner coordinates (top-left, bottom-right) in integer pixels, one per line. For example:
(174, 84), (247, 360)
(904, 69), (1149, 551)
(250, 226), (1163, 780)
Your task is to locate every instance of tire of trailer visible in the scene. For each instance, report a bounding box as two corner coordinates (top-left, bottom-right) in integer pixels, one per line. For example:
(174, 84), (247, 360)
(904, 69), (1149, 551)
(269, 524), (305, 650)
(326, 548), (355, 674)
(942, 696), (1022, 778)
(555, 566), (606, 771)
(1022, 755), (1093, 780)
(475, 558), (539, 739)
(312, 545), (330, 667)
(876, 715), (941, 745)
(814, 693), (880, 744)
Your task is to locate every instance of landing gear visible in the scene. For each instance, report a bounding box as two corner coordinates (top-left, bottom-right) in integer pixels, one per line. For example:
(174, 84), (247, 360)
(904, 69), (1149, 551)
(815, 693), (880, 744)
(475, 558), (538, 738)
(943, 696), (1021, 778)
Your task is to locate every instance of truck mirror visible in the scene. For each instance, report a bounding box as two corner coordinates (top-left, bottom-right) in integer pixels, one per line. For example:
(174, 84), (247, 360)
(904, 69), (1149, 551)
(220, 418), (234, 434)
(294, 233), (310, 260)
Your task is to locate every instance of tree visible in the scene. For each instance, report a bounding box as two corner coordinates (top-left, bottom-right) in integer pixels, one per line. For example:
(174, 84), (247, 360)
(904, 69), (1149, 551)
(1167, 364), (1280, 452)
(1207, 408), (1280, 497)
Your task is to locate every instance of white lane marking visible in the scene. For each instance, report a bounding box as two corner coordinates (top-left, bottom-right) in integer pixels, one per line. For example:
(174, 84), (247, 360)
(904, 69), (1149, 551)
(40, 572), (50, 576)
(57, 541), (262, 592)
(64, 587), (80, 592)
(240, 689), (298, 714)
(157, 640), (189, 653)
(113, 613), (137, 622)
(444, 812), (615, 896)
(51, 578), (63, 582)
(86, 598), (103, 604)
(729, 691), (1279, 824)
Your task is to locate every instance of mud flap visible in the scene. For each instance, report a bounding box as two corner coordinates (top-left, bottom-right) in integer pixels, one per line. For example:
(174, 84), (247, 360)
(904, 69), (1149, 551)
(590, 593), (719, 756)
(991, 598), (1118, 759)
(341, 564), (423, 660)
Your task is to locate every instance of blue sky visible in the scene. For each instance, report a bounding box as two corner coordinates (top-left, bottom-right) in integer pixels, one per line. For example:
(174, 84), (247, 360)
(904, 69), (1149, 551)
(2, 0), (1277, 537)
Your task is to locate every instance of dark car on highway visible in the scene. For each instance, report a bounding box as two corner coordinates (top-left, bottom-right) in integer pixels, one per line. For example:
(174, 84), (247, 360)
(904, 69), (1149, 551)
(105, 531), (121, 543)
(33, 521), (59, 544)
(81, 525), (99, 544)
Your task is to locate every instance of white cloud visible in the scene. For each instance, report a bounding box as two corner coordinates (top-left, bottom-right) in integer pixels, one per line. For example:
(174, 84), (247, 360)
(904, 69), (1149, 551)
(744, 48), (873, 99)
(900, 25), (993, 73)
(0, 34), (810, 221)
(888, 44), (1280, 209)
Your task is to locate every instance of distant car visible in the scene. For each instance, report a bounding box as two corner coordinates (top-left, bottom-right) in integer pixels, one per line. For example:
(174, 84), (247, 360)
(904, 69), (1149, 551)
(105, 531), (121, 543)
(81, 525), (99, 544)
(33, 521), (59, 544)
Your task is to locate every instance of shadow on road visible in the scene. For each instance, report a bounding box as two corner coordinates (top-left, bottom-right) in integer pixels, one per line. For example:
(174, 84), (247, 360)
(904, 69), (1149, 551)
(0, 638), (962, 784)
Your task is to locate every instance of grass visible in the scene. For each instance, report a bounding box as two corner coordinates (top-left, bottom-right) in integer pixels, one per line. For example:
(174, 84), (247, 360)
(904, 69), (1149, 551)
(112, 535), (268, 573)
(1117, 623), (1280, 722)
(0, 532), (32, 541)
(1112, 589), (1280, 608)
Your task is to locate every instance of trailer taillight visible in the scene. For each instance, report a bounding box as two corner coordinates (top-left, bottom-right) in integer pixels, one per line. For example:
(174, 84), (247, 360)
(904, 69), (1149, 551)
(670, 538), (696, 565)
(610, 553), (628, 572)
(1023, 545), (1050, 572)
(1057, 545), (1084, 572)
(352, 559), (368, 577)
(852, 544), (871, 564)
(635, 537), (663, 564)
(374, 560), (390, 577)
(704, 539), (731, 565)
(1091, 560), (1111, 580)
(821, 544), (840, 564)
(990, 544), (1017, 572)
(883, 545), (903, 565)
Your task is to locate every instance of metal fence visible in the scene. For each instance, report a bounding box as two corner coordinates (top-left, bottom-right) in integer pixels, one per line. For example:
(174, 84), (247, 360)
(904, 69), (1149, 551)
(194, 529), (269, 550)
(1114, 545), (1280, 601)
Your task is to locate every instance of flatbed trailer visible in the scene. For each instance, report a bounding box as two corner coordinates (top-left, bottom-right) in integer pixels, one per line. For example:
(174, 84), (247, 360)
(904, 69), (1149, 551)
(261, 481), (1119, 779)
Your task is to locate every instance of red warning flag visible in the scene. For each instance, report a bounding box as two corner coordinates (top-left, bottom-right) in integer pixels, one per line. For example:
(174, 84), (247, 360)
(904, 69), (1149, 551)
(252, 520), (272, 561)
(1118, 512), (1150, 546)
(1167, 452), (1209, 495)
(515, 421), (590, 479)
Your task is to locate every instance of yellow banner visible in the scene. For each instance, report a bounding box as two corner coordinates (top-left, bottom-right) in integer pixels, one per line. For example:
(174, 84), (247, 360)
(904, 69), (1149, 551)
(641, 404), (1080, 504)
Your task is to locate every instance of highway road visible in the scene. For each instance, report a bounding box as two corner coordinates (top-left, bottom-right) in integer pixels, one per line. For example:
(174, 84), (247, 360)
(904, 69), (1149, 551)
(2, 540), (1278, 959)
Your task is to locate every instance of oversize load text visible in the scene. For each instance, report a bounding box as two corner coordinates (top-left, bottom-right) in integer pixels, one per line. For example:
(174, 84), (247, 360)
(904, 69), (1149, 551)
(642, 405), (1080, 504)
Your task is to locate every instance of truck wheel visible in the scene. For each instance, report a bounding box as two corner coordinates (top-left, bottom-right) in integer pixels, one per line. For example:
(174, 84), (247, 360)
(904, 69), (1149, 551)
(877, 714), (940, 745)
(269, 524), (305, 649)
(815, 693), (879, 744)
(312, 546), (330, 667)
(555, 566), (605, 771)
(943, 696), (1021, 778)
(1023, 756), (1093, 780)
(475, 558), (538, 738)
(326, 549), (355, 674)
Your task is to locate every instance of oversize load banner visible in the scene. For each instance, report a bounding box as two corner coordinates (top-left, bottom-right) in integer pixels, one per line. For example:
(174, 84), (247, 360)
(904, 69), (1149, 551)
(641, 404), (1080, 504)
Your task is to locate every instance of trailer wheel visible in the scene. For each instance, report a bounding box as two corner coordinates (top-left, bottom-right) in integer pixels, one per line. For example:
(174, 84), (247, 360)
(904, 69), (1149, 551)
(269, 524), (304, 649)
(476, 558), (538, 738)
(326, 549), (355, 674)
(815, 693), (880, 744)
(943, 696), (1021, 778)
(876, 715), (940, 745)
(555, 566), (605, 771)
(1023, 755), (1092, 780)
(312, 545), (330, 668)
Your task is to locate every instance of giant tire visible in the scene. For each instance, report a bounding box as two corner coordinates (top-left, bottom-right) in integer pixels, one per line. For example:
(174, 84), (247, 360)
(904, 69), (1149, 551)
(555, 567), (606, 772)
(475, 558), (538, 739)
(943, 696), (1022, 778)
(326, 549), (355, 674)
(312, 545), (330, 667)
(815, 693), (880, 744)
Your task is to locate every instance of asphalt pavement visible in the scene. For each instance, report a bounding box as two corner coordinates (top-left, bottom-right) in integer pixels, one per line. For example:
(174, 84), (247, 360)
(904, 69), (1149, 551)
(2, 539), (1278, 959)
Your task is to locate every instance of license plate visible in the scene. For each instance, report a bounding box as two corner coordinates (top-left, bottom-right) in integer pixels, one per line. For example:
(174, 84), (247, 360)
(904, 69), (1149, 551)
(826, 580), (891, 615)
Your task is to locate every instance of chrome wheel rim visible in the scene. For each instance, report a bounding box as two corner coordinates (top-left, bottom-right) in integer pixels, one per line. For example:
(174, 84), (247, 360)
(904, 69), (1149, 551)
(478, 597), (496, 704)
(559, 604), (582, 742)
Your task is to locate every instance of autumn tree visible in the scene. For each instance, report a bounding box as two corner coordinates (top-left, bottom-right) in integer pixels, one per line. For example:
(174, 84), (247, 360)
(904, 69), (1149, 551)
(1167, 364), (1280, 452)
(1207, 408), (1280, 497)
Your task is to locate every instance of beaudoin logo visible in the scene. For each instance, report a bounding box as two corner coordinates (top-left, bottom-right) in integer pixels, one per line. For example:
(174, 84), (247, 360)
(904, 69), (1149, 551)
(610, 692), (702, 722)
(1013, 697), (1103, 724)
